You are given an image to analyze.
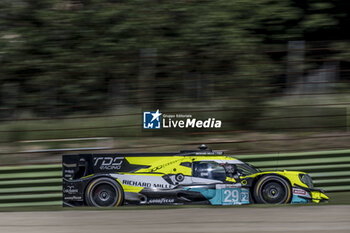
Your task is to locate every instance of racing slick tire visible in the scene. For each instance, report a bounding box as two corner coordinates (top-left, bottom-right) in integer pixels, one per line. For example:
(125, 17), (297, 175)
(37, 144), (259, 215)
(253, 175), (292, 204)
(85, 177), (124, 207)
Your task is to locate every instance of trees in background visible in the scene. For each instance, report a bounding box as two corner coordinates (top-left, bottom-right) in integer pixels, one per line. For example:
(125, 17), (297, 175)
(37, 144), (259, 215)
(0, 0), (347, 123)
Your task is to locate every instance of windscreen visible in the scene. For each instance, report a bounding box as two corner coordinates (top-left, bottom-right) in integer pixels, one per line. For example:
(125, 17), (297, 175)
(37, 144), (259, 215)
(192, 162), (227, 181)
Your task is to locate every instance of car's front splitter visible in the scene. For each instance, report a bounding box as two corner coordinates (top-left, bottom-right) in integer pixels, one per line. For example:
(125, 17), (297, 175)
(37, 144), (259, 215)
(291, 185), (329, 204)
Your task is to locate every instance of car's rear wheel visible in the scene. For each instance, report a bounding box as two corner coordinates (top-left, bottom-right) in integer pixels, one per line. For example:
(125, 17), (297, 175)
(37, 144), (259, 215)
(85, 177), (123, 207)
(253, 175), (292, 204)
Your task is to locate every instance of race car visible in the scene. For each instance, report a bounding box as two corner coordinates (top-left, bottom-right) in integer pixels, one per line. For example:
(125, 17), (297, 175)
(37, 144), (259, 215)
(62, 145), (328, 207)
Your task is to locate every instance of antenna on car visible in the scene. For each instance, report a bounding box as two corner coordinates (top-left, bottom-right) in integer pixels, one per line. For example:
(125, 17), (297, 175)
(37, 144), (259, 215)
(199, 144), (208, 150)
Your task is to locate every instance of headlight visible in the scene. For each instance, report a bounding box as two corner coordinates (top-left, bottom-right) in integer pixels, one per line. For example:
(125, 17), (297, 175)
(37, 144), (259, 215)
(299, 174), (314, 188)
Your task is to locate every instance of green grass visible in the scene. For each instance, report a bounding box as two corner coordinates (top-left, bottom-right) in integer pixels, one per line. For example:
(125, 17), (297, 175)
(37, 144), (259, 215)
(327, 191), (350, 204)
(0, 113), (142, 142)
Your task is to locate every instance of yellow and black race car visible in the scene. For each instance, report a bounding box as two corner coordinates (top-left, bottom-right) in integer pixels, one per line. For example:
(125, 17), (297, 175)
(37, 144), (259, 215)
(62, 145), (328, 207)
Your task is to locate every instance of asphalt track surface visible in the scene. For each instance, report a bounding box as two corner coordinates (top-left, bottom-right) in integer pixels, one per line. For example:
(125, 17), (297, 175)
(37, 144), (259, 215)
(0, 205), (349, 233)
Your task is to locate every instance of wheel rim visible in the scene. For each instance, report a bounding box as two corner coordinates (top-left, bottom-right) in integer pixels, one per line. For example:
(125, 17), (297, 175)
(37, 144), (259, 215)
(260, 181), (288, 204)
(90, 182), (118, 207)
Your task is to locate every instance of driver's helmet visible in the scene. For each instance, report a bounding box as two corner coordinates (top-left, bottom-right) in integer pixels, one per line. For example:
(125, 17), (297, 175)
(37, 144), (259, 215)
(223, 163), (237, 177)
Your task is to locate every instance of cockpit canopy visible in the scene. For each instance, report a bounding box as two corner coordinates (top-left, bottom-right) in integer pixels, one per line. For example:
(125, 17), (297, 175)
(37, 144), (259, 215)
(192, 160), (258, 181)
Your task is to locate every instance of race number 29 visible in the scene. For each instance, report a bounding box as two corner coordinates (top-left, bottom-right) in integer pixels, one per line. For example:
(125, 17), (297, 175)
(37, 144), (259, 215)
(222, 188), (249, 205)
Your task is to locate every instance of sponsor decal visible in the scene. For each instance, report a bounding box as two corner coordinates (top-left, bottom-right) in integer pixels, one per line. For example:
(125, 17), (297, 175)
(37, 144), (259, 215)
(152, 183), (172, 189)
(122, 180), (152, 188)
(63, 185), (79, 195)
(175, 173), (185, 182)
(150, 159), (182, 172)
(64, 169), (75, 179)
(147, 198), (175, 204)
(216, 184), (241, 189)
(143, 109), (222, 130)
(293, 188), (307, 196)
(113, 174), (175, 189)
(93, 157), (124, 170)
(64, 196), (83, 201)
(122, 179), (172, 189)
(65, 169), (75, 174)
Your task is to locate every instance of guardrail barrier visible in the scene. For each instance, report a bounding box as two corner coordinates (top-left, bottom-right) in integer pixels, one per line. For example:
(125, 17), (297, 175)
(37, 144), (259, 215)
(0, 149), (349, 207)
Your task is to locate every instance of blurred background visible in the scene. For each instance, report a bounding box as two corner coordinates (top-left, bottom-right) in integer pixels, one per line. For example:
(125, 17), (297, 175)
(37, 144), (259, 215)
(0, 0), (350, 207)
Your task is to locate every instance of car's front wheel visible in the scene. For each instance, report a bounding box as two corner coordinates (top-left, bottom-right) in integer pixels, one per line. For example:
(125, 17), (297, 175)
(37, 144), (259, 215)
(253, 175), (292, 204)
(85, 177), (124, 207)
